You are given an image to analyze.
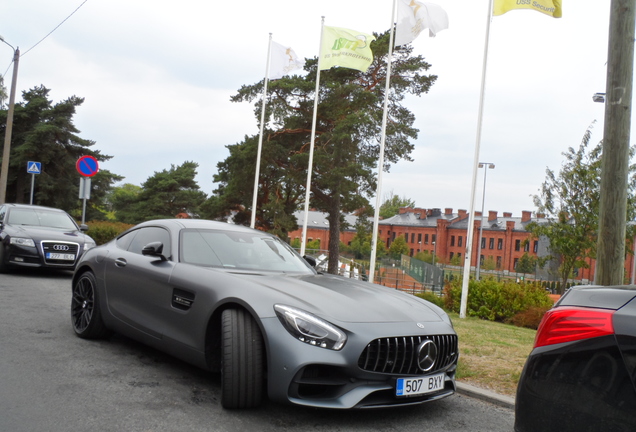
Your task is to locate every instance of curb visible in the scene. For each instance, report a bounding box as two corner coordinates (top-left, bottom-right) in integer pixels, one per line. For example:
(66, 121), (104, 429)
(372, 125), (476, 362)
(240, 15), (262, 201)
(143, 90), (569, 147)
(456, 382), (515, 410)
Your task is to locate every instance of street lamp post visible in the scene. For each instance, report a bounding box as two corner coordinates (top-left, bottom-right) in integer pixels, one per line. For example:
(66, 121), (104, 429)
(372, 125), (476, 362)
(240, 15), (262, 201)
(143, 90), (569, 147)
(0, 36), (19, 205)
(475, 162), (495, 280)
(432, 241), (436, 267)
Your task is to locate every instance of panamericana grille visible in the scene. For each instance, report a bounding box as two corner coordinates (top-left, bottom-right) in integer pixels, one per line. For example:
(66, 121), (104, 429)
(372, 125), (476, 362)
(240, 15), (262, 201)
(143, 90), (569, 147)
(41, 241), (80, 266)
(358, 334), (458, 375)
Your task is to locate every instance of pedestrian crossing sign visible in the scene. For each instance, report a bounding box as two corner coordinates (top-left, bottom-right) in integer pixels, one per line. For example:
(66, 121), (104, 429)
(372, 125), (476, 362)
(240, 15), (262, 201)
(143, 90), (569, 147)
(27, 161), (41, 174)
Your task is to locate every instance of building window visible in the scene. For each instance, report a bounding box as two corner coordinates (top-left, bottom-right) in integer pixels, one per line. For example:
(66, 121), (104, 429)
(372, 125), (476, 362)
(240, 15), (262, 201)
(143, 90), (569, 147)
(457, 252), (462, 260)
(432, 234), (437, 244)
(524, 242), (530, 252)
(458, 236), (463, 247)
(481, 237), (486, 249)
(489, 238), (494, 249)
(418, 233), (422, 243)
(451, 236), (455, 247)
(425, 234), (429, 244)
(498, 238), (503, 250)
(480, 255), (484, 265)
(410, 249), (414, 256)
(410, 233), (415, 243)
(450, 252), (454, 260)
(392, 232), (396, 240)
(534, 240), (538, 253)
(515, 239), (521, 251)
(496, 256), (502, 269)
(405, 233), (409, 242)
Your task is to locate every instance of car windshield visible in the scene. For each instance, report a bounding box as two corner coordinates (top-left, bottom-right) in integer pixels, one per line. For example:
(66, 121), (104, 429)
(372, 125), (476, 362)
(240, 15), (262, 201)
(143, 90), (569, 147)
(7, 208), (78, 230)
(180, 229), (313, 273)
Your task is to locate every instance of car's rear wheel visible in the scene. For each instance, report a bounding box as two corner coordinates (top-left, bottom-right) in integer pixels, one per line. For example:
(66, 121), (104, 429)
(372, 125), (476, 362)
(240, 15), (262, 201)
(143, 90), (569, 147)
(221, 308), (264, 409)
(71, 271), (109, 339)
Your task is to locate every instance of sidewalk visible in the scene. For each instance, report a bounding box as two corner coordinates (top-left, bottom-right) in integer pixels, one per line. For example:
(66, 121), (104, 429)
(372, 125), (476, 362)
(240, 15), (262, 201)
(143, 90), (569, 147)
(456, 382), (515, 410)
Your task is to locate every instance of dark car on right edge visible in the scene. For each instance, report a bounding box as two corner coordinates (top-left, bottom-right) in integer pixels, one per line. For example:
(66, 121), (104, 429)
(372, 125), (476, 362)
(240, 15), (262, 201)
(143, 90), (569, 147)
(515, 285), (636, 432)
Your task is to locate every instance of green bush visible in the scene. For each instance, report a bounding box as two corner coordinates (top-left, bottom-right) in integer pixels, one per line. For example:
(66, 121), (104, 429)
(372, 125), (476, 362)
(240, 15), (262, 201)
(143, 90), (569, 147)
(86, 221), (133, 245)
(443, 277), (553, 323)
(416, 291), (445, 309)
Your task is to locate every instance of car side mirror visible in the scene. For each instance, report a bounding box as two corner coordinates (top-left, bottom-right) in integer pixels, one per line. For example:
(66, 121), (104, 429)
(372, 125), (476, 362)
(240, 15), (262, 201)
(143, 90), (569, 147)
(303, 255), (317, 268)
(142, 241), (167, 261)
(79, 224), (89, 232)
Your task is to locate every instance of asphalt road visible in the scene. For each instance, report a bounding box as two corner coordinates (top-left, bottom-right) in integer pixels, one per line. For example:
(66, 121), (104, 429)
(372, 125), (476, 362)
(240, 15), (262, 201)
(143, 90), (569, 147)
(0, 270), (515, 432)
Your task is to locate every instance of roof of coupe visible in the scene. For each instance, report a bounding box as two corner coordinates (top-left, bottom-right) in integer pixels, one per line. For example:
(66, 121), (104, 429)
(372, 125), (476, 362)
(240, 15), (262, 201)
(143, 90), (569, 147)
(72, 218), (458, 409)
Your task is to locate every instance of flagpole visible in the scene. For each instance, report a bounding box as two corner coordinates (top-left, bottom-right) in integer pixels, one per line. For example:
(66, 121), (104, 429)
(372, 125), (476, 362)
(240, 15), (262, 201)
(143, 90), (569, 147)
(459, 0), (494, 319)
(250, 34), (273, 229)
(368, 0), (398, 283)
(300, 17), (325, 257)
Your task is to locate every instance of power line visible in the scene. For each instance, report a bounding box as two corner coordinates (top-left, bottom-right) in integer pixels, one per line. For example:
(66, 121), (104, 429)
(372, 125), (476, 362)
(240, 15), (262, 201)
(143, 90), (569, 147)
(22, 0), (91, 57)
(1, 0), (90, 87)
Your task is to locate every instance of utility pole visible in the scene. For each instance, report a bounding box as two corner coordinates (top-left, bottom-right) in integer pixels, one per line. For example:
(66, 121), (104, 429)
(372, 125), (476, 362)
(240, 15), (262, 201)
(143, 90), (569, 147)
(0, 38), (19, 205)
(596, 0), (635, 285)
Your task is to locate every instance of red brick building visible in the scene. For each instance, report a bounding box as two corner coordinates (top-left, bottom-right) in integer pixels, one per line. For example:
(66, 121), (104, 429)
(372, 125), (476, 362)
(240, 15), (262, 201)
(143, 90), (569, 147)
(289, 207), (636, 283)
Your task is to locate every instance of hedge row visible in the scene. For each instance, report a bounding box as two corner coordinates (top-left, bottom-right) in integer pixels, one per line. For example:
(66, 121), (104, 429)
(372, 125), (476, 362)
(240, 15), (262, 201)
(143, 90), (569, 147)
(443, 277), (553, 327)
(85, 221), (134, 245)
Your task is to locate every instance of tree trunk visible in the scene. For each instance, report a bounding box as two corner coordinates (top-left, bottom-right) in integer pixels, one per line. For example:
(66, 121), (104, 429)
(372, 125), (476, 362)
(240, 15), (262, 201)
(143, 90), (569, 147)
(327, 195), (342, 275)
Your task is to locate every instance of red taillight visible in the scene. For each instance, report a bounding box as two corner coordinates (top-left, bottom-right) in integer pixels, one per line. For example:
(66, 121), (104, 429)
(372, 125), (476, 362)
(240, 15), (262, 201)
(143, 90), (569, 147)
(534, 306), (615, 348)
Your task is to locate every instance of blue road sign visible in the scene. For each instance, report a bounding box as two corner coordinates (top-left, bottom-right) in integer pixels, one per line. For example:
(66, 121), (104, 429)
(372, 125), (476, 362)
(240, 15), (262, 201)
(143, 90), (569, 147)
(27, 161), (41, 174)
(76, 155), (99, 177)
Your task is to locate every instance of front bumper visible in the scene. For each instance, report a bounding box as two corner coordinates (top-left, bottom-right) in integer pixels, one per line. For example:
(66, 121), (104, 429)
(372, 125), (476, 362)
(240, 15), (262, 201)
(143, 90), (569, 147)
(3, 241), (81, 269)
(261, 318), (457, 409)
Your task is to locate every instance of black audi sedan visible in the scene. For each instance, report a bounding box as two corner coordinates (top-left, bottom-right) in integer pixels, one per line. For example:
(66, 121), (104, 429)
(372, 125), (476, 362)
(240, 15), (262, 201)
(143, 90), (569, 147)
(515, 285), (636, 431)
(0, 203), (96, 272)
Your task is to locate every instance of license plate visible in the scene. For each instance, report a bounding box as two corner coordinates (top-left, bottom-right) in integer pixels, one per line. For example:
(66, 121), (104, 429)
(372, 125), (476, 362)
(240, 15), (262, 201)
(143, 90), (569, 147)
(46, 252), (75, 261)
(396, 373), (445, 397)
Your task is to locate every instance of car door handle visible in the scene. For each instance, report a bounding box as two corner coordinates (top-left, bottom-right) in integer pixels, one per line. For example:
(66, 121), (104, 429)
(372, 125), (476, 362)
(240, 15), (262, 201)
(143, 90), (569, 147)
(115, 258), (127, 267)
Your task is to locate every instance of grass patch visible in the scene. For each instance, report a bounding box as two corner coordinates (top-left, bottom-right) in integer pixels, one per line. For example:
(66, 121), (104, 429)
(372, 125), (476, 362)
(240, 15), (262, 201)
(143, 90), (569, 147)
(449, 312), (536, 397)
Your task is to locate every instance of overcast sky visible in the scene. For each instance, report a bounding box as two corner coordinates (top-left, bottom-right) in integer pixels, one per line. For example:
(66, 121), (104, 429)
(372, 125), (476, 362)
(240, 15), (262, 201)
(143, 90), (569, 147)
(1, 0), (617, 217)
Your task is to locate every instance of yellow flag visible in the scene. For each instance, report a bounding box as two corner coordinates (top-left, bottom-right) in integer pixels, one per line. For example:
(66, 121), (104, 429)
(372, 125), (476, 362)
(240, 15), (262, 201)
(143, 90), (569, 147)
(493, 0), (562, 18)
(320, 26), (376, 73)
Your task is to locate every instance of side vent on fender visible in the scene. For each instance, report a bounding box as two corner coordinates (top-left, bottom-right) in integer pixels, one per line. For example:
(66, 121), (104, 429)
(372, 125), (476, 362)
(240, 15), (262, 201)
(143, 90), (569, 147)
(172, 288), (195, 311)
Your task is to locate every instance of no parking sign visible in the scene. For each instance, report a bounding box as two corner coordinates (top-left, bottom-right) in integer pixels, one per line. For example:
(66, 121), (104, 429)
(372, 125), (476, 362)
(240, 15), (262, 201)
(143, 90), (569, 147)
(76, 155), (99, 177)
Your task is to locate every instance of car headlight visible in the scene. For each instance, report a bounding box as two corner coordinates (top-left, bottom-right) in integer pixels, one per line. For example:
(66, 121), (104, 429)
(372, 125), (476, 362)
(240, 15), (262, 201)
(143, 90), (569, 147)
(274, 304), (346, 350)
(10, 237), (35, 247)
(84, 239), (97, 251)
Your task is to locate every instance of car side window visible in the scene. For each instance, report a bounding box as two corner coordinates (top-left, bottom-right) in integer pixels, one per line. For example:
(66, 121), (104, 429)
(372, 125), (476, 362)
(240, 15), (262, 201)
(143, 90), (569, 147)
(0, 206), (5, 224)
(127, 227), (171, 259)
(116, 230), (138, 251)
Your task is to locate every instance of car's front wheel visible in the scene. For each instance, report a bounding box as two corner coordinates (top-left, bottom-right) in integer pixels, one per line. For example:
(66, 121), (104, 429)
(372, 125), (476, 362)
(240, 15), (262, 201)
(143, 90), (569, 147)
(221, 308), (264, 409)
(71, 271), (110, 339)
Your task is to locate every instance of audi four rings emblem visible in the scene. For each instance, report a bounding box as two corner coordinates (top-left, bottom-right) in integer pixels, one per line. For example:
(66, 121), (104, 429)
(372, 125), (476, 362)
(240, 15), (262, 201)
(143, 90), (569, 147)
(416, 339), (438, 372)
(52, 244), (70, 251)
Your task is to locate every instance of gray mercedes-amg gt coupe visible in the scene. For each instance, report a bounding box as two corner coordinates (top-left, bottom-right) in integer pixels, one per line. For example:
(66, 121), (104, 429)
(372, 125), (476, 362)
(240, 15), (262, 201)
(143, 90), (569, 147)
(71, 219), (458, 409)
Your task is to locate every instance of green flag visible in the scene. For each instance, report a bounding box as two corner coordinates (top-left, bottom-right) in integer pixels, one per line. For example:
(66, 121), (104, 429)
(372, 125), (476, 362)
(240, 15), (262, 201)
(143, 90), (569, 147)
(320, 26), (376, 73)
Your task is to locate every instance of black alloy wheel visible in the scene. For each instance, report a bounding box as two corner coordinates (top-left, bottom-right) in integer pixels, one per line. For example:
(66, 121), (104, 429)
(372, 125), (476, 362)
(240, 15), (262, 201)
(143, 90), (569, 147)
(71, 271), (109, 339)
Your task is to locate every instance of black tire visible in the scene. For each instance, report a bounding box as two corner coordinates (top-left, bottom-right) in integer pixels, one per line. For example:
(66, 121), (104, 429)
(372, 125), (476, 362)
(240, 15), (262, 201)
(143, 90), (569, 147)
(0, 244), (8, 273)
(221, 308), (264, 409)
(71, 271), (110, 339)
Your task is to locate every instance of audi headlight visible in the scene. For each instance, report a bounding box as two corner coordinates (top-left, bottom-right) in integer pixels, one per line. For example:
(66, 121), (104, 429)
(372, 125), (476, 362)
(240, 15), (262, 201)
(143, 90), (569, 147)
(10, 237), (35, 248)
(84, 239), (97, 251)
(274, 304), (346, 350)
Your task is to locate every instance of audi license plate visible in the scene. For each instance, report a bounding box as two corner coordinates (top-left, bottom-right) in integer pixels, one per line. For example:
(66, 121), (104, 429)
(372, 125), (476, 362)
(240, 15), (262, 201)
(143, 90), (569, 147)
(396, 373), (445, 397)
(46, 252), (75, 261)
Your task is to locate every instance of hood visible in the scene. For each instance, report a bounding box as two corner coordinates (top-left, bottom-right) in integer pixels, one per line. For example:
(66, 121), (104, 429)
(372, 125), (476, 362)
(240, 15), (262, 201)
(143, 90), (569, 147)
(10, 224), (89, 242)
(235, 271), (445, 324)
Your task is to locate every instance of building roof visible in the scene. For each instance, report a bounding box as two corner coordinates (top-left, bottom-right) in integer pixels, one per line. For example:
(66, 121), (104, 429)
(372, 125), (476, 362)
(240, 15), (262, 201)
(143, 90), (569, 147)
(293, 210), (359, 231)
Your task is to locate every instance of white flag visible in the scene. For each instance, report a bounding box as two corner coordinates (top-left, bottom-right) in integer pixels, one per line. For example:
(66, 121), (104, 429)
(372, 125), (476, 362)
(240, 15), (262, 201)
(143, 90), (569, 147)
(270, 41), (303, 80)
(395, 0), (449, 46)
